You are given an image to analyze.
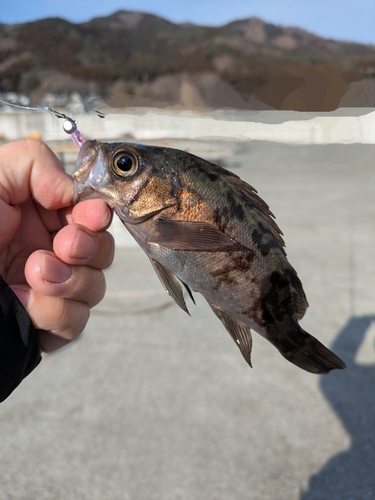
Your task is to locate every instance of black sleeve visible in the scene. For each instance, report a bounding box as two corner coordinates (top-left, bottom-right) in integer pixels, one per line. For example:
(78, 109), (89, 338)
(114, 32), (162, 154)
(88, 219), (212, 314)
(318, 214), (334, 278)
(0, 276), (41, 402)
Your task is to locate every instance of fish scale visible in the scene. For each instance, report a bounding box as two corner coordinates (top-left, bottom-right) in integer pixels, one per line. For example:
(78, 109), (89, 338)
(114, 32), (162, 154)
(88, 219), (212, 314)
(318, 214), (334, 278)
(72, 139), (346, 374)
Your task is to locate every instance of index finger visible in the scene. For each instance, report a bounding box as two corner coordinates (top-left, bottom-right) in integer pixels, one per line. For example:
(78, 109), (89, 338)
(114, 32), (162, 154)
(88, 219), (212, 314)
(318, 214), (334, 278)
(67, 199), (113, 232)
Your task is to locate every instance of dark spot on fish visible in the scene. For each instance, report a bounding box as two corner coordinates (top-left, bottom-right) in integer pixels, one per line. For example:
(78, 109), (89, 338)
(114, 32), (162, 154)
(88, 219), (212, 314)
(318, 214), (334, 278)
(207, 172), (219, 182)
(258, 221), (271, 239)
(261, 299), (276, 324)
(261, 241), (273, 254)
(193, 162), (209, 177)
(224, 191), (246, 222)
(211, 249), (254, 290)
(270, 271), (282, 287)
(270, 271), (281, 284)
(252, 228), (262, 246)
(235, 249), (254, 268)
(270, 271), (289, 290)
(251, 226), (274, 255)
(262, 271), (294, 322)
(236, 204), (245, 221)
(241, 293), (268, 327)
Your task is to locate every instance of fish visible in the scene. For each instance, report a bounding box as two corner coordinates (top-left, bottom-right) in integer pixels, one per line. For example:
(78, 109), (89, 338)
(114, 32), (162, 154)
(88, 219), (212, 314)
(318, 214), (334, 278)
(72, 140), (346, 374)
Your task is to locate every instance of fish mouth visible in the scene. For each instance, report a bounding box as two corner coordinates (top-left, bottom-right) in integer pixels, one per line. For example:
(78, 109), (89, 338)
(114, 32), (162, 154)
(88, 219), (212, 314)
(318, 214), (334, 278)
(72, 140), (109, 204)
(72, 181), (102, 205)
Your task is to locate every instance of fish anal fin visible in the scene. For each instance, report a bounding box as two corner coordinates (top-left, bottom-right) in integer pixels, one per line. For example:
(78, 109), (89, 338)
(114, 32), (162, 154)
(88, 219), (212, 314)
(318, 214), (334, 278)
(152, 219), (237, 251)
(149, 258), (190, 315)
(209, 303), (253, 367)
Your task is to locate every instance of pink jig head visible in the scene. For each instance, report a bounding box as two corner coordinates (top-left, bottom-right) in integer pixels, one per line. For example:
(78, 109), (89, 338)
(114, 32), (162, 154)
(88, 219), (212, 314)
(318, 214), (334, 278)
(62, 118), (86, 149)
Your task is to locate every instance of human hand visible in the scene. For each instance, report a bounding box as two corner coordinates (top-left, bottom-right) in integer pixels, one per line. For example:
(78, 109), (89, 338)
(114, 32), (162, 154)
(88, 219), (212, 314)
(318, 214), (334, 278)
(0, 139), (114, 352)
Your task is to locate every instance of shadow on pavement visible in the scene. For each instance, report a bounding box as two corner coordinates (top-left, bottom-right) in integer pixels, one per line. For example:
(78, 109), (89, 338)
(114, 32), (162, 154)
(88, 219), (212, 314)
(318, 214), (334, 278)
(302, 315), (375, 500)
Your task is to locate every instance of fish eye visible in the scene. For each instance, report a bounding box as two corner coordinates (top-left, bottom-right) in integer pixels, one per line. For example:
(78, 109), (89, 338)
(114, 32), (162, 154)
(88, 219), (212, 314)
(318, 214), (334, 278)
(112, 150), (139, 177)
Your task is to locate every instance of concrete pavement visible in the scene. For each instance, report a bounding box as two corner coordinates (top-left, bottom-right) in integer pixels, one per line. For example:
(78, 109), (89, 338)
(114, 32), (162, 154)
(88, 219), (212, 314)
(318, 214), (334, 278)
(0, 139), (374, 499)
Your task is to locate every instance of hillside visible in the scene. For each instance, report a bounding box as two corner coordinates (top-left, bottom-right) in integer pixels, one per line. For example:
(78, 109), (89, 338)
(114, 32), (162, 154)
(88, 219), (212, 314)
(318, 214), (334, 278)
(0, 11), (374, 111)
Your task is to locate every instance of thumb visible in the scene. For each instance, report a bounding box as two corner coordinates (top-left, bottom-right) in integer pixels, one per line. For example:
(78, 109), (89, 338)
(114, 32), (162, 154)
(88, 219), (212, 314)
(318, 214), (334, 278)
(0, 139), (73, 209)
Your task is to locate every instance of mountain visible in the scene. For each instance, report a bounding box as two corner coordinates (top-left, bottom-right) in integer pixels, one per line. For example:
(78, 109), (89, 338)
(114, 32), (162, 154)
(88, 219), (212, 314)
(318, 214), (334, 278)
(0, 11), (374, 111)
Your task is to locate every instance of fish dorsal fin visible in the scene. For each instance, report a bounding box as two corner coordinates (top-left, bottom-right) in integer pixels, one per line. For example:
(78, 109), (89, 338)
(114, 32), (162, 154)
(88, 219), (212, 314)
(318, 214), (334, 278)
(149, 257), (191, 315)
(235, 179), (285, 247)
(208, 303), (253, 367)
(151, 219), (237, 251)
(222, 174), (286, 254)
(182, 159), (286, 254)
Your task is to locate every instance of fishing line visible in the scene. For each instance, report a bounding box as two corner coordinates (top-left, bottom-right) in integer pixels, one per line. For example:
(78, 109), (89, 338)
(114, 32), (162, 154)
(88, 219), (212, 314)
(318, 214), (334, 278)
(0, 98), (105, 119)
(0, 98), (73, 121)
(0, 98), (105, 146)
(0, 99), (49, 113)
(0, 98), (105, 149)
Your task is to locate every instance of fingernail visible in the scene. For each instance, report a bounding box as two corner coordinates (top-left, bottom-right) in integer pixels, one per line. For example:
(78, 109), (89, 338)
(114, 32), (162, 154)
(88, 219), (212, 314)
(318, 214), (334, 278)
(70, 228), (98, 260)
(41, 253), (72, 283)
(12, 286), (31, 308)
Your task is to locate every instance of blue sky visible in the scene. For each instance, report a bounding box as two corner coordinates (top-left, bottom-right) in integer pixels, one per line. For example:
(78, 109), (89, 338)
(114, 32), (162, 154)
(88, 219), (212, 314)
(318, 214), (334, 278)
(1, 0), (374, 45)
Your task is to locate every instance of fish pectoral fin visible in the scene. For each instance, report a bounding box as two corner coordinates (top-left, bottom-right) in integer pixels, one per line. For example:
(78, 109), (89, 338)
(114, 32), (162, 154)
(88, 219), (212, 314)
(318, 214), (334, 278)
(208, 303), (253, 367)
(152, 219), (237, 251)
(149, 258), (191, 315)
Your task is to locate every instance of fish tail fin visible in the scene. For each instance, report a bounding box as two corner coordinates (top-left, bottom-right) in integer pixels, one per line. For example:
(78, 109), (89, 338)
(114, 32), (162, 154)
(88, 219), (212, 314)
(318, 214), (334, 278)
(271, 321), (346, 374)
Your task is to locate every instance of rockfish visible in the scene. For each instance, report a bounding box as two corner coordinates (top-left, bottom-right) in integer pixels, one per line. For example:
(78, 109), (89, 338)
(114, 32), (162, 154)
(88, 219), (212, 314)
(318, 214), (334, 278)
(73, 140), (346, 374)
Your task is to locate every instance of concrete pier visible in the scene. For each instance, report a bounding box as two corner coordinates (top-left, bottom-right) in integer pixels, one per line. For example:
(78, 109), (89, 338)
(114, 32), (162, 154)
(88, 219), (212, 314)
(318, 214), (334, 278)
(0, 110), (374, 499)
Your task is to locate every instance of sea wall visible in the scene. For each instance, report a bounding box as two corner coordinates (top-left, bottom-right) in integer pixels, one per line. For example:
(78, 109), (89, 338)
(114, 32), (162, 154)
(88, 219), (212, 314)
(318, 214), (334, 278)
(1, 107), (375, 145)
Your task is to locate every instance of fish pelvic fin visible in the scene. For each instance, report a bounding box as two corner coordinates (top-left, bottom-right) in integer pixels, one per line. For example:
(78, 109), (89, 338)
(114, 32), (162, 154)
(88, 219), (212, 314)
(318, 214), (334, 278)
(149, 258), (191, 315)
(271, 320), (346, 374)
(181, 281), (196, 305)
(209, 303), (253, 367)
